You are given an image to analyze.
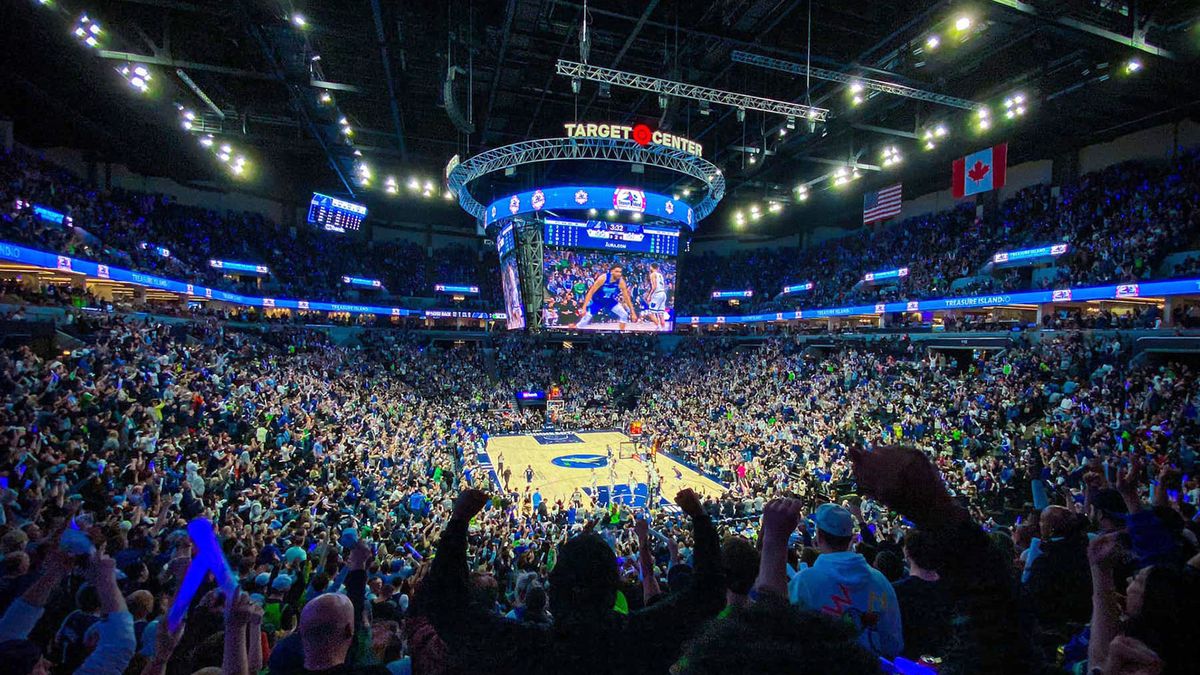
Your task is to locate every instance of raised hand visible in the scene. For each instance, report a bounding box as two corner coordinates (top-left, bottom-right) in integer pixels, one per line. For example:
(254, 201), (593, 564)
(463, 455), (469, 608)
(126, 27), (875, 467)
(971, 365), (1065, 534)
(452, 488), (490, 522)
(1087, 531), (1124, 570)
(1116, 458), (1143, 513)
(848, 445), (960, 528)
(633, 515), (650, 540)
(673, 488), (705, 519)
(761, 498), (803, 539)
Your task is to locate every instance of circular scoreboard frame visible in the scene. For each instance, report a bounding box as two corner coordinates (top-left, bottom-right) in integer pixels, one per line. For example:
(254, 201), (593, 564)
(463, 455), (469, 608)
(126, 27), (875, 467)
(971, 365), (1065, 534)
(446, 136), (725, 227)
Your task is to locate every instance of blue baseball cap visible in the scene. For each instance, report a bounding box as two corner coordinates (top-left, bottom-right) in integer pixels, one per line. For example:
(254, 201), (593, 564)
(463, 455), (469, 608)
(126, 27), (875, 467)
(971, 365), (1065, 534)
(813, 503), (854, 538)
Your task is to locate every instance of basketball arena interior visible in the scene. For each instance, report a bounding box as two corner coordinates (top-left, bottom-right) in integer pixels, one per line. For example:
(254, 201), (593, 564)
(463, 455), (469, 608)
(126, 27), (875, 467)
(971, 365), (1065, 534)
(2, 1), (1200, 674)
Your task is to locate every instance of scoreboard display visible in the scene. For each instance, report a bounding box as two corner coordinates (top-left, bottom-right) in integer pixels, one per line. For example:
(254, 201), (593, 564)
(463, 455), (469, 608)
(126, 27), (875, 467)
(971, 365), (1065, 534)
(308, 193), (367, 233)
(543, 218), (679, 256)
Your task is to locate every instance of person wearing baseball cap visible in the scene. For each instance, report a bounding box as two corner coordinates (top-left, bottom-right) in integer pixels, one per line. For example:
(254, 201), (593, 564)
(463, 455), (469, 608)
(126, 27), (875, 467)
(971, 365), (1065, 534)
(787, 503), (903, 658)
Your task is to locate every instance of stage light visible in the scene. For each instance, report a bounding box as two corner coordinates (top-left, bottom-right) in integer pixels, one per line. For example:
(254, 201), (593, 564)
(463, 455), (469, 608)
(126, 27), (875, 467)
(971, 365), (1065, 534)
(798, 191), (809, 201)
(881, 146), (902, 167)
(291, 14), (307, 28)
(672, 193), (679, 200)
(779, 128), (787, 137)
(353, 149), (362, 157)
(85, 36), (99, 48)
(749, 204), (760, 214)
(424, 180), (434, 191)
(849, 81), (864, 94)
(338, 116), (348, 125)
(750, 211), (762, 221)
(134, 66), (149, 78)
(768, 202), (782, 213)
(852, 95), (863, 107)
(386, 184), (398, 194)
(341, 127), (353, 136)
(422, 188), (432, 198)
(955, 16), (971, 31)
(748, 155), (756, 165)
(682, 189), (692, 196)
(736, 107), (745, 123)
(444, 190), (454, 201)
(319, 92), (332, 104)
(606, 209), (617, 217)
(632, 212), (642, 220)
(199, 135), (214, 147)
(231, 163), (245, 176)
(934, 124), (948, 137)
(408, 178), (419, 190)
(588, 208), (597, 215)
(181, 120), (192, 130)
(217, 152), (230, 162)
(1125, 58), (1142, 74)
(1004, 93), (1028, 119)
(925, 35), (940, 50)
(220, 144), (232, 154)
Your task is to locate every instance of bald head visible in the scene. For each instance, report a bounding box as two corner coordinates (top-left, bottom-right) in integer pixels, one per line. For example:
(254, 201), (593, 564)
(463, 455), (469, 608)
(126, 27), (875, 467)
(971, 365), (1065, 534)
(299, 593), (355, 670)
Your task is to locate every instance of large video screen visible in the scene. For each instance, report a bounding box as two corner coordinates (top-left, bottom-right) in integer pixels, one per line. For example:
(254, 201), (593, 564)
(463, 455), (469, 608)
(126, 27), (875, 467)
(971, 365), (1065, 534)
(543, 249), (675, 332)
(501, 255), (525, 330)
(308, 193), (367, 233)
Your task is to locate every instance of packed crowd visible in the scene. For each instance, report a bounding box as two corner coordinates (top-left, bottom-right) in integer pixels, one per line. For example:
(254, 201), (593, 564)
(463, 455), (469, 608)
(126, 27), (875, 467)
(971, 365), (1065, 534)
(1, 300), (1198, 674)
(679, 148), (1200, 314)
(0, 148), (500, 306)
(7, 144), (1200, 326)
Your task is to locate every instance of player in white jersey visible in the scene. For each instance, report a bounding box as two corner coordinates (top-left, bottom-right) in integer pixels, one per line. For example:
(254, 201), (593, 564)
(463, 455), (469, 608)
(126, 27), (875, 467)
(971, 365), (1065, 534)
(646, 262), (668, 328)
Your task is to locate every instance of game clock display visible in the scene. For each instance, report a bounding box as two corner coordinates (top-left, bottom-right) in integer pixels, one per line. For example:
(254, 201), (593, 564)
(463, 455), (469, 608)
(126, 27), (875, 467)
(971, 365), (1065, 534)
(308, 193), (367, 233)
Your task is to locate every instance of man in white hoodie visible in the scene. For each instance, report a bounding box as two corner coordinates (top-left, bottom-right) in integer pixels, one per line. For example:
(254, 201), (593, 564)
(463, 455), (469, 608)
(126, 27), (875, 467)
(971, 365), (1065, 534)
(787, 503), (903, 659)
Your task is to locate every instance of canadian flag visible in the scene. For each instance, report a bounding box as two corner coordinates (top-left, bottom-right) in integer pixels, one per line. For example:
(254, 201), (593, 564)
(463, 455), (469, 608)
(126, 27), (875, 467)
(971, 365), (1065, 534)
(952, 143), (1007, 199)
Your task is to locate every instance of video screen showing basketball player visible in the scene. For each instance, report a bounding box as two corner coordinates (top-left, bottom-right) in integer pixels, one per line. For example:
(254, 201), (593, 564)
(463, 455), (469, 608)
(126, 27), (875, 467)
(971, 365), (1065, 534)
(501, 256), (525, 330)
(543, 249), (675, 332)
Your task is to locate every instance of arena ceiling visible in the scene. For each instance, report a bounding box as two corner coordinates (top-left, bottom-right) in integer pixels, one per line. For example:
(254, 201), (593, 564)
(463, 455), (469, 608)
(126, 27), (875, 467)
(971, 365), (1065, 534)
(2, 0), (1199, 236)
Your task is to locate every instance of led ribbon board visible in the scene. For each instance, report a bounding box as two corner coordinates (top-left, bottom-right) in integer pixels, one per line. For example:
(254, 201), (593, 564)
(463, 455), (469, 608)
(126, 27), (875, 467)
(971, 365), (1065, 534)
(711, 290), (754, 299)
(483, 186), (695, 230)
(782, 282), (814, 294)
(209, 260), (270, 275)
(543, 218), (680, 256)
(14, 200), (73, 227)
(863, 267), (909, 283)
(434, 284), (480, 295)
(342, 276), (383, 288)
(992, 243), (1068, 267)
(308, 192), (367, 233)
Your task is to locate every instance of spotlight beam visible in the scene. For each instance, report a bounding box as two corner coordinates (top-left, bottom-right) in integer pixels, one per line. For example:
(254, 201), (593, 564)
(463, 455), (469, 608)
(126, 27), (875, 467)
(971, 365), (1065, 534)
(555, 60), (829, 121)
(731, 51), (983, 111)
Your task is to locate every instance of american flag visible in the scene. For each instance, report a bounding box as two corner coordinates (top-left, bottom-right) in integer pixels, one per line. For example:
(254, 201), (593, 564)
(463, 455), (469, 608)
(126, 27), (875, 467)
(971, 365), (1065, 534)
(863, 184), (902, 224)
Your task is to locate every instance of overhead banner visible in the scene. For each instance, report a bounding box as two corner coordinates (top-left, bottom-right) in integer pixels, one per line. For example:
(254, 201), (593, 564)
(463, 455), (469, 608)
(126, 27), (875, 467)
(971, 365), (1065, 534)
(483, 186), (695, 230)
(952, 143), (1007, 199)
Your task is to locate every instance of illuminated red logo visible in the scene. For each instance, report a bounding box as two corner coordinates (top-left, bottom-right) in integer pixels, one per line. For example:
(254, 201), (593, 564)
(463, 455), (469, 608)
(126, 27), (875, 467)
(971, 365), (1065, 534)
(632, 124), (653, 146)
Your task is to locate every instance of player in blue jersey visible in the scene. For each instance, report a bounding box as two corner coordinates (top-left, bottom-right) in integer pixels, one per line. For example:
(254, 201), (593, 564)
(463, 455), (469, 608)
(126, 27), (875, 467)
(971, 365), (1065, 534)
(573, 265), (638, 330)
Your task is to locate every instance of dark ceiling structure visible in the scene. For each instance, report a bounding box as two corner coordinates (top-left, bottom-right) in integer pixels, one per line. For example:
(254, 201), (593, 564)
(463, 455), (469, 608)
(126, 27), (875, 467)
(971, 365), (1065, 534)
(2, 0), (1198, 236)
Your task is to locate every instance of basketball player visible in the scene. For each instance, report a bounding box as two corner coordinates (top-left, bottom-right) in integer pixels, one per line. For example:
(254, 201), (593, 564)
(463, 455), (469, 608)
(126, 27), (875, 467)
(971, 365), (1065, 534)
(646, 262), (668, 328)
(573, 264), (638, 330)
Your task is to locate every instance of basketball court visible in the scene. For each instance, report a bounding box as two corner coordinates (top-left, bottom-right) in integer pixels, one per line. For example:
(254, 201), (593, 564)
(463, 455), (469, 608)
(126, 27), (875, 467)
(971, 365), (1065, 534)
(481, 430), (725, 509)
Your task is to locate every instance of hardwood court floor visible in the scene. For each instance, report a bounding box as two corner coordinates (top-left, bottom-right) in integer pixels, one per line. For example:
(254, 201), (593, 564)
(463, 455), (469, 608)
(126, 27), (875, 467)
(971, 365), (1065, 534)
(485, 430), (725, 508)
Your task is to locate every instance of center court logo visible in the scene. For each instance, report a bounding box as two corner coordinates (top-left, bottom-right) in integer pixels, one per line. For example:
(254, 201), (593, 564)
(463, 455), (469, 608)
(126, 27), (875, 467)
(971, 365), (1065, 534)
(550, 454), (608, 469)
